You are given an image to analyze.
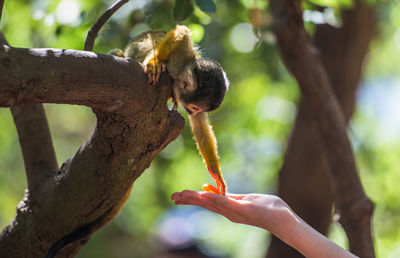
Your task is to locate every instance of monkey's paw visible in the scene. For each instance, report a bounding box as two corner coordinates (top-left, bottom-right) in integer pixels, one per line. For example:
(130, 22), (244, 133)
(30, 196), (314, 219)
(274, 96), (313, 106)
(145, 59), (166, 85)
(108, 48), (125, 57)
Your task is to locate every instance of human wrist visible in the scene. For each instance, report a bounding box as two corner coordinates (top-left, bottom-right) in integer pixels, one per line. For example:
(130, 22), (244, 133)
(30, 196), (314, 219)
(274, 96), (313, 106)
(255, 198), (308, 253)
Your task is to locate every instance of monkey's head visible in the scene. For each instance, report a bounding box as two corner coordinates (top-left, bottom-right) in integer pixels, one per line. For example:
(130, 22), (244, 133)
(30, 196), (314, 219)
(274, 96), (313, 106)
(173, 58), (229, 116)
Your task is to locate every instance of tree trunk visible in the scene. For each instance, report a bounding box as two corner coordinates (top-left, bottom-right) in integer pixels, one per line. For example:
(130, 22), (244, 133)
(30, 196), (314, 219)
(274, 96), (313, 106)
(0, 44), (184, 257)
(266, 1), (376, 257)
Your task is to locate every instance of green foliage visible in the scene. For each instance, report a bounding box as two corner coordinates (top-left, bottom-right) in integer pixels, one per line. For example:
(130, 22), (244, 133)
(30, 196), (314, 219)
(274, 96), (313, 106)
(173, 0), (217, 22)
(308, 0), (354, 8)
(173, 0), (194, 22)
(1, 0), (400, 257)
(195, 0), (217, 14)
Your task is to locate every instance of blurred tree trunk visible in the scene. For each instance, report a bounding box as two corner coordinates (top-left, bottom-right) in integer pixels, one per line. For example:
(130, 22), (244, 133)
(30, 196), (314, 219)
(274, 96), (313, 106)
(266, 2), (376, 258)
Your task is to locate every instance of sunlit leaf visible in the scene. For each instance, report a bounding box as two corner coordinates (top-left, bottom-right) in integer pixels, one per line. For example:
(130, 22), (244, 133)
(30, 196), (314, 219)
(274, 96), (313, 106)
(195, 0), (217, 14)
(308, 0), (353, 8)
(173, 0), (194, 21)
(189, 23), (204, 42)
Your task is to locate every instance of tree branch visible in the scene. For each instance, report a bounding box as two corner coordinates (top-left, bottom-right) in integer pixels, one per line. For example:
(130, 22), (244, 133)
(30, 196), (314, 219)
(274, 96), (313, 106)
(0, 43), (185, 256)
(0, 46), (151, 114)
(268, 0), (375, 257)
(84, 0), (129, 51)
(10, 104), (58, 190)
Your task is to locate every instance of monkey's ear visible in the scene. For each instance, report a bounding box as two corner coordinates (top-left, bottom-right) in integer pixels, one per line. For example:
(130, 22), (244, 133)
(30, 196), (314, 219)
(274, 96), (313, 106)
(179, 68), (196, 92)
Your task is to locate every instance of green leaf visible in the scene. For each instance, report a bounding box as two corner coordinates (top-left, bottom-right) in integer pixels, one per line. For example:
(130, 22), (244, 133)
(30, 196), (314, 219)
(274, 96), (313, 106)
(173, 0), (194, 21)
(307, 0), (353, 8)
(195, 0), (217, 14)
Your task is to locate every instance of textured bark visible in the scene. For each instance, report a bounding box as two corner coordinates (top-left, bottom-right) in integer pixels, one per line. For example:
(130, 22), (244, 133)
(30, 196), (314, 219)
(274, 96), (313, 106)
(266, 1), (375, 257)
(11, 104), (59, 189)
(0, 44), (184, 257)
(0, 46), (146, 110)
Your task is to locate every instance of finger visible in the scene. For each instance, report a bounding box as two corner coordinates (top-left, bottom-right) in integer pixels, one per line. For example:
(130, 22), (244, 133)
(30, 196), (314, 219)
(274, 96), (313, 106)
(161, 63), (166, 72)
(179, 196), (212, 208)
(174, 201), (191, 206)
(172, 190), (219, 208)
(174, 190), (244, 207)
(173, 197), (227, 216)
(172, 191), (251, 224)
(171, 191), (186, 200)
(172, 191), (246, 221)
(202, 192), (247, 213)
(177, 190), (229, 205)
(174, 190), (202, 200)
(171, 190), (200, 203)
(198, 192), (246, 219)
(144, 65), (148, 73)
(173, 190), (231, 205)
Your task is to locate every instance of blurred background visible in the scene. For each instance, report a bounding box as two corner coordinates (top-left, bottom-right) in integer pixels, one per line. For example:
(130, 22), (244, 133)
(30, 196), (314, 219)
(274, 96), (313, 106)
(0, 0), (399, 257)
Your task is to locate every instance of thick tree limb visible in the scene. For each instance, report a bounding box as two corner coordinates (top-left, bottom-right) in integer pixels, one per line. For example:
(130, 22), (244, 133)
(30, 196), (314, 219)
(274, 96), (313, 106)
(268, 0), (375, 257)
(0, 45), (147, 114)
(10, 104), (58, 190)
(84, 0), (129, 51)
(0, 43), (185, 257)
(267, 3), (377, 257)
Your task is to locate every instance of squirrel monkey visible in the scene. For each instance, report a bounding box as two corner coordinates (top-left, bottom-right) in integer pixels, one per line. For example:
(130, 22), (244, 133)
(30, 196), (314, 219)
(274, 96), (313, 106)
(111, 25), (229, 194)
(45, 26), (228, 257)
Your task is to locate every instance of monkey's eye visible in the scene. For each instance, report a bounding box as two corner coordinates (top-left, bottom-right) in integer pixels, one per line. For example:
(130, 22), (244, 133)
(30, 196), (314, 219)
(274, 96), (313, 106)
(192, 106), (199, 111)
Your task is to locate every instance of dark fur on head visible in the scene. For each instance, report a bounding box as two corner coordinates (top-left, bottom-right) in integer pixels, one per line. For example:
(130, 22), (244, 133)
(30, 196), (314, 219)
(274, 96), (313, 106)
(180, 59), (229, 112)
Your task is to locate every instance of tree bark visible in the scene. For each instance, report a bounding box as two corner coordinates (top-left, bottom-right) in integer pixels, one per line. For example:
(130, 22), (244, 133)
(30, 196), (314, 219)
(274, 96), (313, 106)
(10, 104), (59, 190)
(0, 43), (184, 257)
(266, 1), (375, 257)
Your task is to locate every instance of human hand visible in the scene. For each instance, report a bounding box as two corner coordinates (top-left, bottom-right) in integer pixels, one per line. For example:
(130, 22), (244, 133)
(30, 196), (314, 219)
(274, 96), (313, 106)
(172, 190), (357, 258)
(171, 190), (292, 230)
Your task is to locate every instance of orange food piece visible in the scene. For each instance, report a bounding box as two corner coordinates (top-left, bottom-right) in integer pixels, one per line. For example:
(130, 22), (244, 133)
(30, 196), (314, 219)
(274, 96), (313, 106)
(202, 183), (220, 194)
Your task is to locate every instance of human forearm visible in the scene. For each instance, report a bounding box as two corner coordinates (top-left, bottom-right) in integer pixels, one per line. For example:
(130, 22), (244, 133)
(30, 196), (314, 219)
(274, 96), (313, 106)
(263, 206), (357, 258)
